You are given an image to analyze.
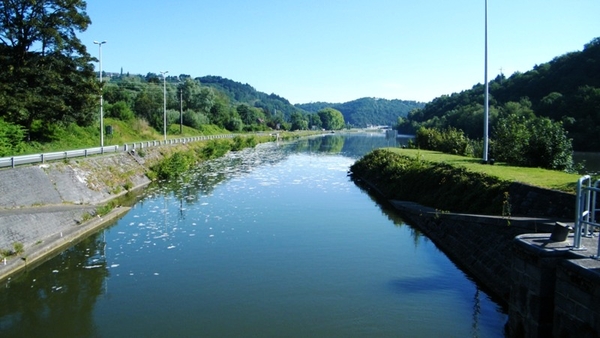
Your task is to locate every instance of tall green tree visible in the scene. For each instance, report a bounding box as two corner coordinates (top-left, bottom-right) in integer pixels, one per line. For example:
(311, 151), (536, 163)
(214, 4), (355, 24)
(317, 107), (345, 130)
(290, 112), (308, 130)
(308, 113), (322, 130)
(0, 0), (97, 134)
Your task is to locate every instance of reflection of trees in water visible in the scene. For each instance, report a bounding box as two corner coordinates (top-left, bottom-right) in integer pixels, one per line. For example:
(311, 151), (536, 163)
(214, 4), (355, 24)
(147, 144), (292, 209)
(288, 135), (344, 154)
(319, 135), (345, 153)
(353, 178), (426, 248)
(152, 133), (409, 213)
(0, 233), (108, 337)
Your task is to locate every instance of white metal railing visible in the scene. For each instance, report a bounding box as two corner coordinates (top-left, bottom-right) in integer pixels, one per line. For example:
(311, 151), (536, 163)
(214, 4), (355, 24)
(573, 175), (600, 258)
(0, 134), (236, 169)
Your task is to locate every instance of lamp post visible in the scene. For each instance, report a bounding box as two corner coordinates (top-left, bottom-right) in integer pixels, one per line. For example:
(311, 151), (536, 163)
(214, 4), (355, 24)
(160, 71), (168, 142)
(483, 0), (489, 163)
(179, 87), (183, 134)
(94, 40), (107, 148)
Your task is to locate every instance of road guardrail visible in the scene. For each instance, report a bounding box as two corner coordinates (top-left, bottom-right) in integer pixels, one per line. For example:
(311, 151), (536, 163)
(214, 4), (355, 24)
(0, 134), (235, 169)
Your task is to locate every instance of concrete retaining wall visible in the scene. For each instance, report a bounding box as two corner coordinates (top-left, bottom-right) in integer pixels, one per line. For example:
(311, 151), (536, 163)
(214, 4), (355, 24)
(0, 150), (154, 280)
(508, 182), (576, 219)
(389, 201), (556, 302)
(554, 258), (600, 337)
(508, 234), (600, 337)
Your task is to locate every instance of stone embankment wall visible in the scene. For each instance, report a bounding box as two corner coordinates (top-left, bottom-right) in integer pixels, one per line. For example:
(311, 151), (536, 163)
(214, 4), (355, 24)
(389, 200), (556, 302)
(0, 147), (167, 254)
(509, 234), (600, 337)
(507, 182), (576, 219)
(378, 182), (599, 338)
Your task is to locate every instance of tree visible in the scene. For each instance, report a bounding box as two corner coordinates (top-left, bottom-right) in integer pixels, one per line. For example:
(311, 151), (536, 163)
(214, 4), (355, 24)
(308, 113), (322, 130)
(290, 112), (308, 130)
(493, 113), (574, 171)
(237, 104), (265, 127)
(527, 118), (573, 171)
(106, 101), (134, 121)
(317, 108), (345, 130)
(133, 86), (162, 129)
(0, 0), (97, 134)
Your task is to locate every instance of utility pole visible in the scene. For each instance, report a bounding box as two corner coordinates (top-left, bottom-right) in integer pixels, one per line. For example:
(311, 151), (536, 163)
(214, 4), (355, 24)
(483, 0), (489, 163)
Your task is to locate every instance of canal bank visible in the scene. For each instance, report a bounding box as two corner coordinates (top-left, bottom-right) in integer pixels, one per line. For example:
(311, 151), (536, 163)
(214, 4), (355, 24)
(350, 149), (600, 337)
(0, 143), (171, 281)
(0, 133), (294, 282)
(386, 199), (600, 337)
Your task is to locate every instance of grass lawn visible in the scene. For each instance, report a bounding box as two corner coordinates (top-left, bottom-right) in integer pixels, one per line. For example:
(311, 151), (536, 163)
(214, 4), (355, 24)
(387, 148), (584, 193)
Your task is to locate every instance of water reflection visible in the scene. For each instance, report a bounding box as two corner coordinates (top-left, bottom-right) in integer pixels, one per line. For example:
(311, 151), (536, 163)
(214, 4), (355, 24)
(0, 234), (107, 337)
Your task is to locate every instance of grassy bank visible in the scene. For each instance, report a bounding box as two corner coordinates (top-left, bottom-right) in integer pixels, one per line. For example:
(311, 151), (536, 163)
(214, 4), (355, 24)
(387, 148), (582, 193)
(15, 118), (229, 155)
(350, 148), (583, 216)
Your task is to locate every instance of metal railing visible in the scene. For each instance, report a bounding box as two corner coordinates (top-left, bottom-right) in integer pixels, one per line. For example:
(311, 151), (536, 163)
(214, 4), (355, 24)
(0, 134), (235, 169)
(573, 175), (600, 258)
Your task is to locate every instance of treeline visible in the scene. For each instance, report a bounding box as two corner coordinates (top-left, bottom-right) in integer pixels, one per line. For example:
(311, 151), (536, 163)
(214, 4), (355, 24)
(398, 37), (600, 152)
(101, 73), (302, 133)
(102, 73), (349, 133)
(297, 97), (424, 127)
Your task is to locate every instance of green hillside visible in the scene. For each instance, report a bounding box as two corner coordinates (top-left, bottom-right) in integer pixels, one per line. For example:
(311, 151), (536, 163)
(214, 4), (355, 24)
(398, 37), (600, 151)
(297, 98), (424, 127)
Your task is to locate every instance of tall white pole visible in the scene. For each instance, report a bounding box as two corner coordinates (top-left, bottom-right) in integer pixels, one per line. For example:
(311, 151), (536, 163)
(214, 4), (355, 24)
(180, 88), (183, 134)
(483, 0), (489, 162)
(160, 71), (168, 142)
(94, 40), (107, 148)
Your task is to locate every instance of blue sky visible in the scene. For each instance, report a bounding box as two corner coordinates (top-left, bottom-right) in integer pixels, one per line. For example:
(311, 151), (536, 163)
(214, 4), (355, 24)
(79, 0), (600, 104)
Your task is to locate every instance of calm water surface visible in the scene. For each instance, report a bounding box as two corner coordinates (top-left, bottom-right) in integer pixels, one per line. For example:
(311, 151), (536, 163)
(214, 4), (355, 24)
(0, 134), (507, 337)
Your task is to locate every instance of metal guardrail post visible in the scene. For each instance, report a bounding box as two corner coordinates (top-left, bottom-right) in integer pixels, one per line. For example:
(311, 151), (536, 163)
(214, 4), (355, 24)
(573, 175), (590, 250)
(585, 185), (593, 238)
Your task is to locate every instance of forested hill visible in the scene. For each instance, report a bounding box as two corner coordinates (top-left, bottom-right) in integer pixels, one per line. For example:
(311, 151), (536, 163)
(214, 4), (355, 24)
(198, 75), (306, 119)
(399, 37), (600, 151)
(198, 76), (424, 127)
(296, 98), (425, 127)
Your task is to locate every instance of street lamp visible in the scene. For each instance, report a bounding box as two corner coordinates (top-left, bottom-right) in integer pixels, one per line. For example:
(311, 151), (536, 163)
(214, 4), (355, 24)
(482, 0), (489, 163)
(179, 86), (183, 134)
(94, 40), (107, 148)
(177, 77), (184, 134)
(160, 71), (168, 142)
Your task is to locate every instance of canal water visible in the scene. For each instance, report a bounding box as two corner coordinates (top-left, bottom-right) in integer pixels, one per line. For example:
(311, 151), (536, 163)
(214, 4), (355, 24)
(0, 133), (508, 337)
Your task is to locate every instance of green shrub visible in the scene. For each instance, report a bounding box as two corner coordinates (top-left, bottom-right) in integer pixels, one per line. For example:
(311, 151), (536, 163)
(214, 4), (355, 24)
(106, 101), (135, 121)
(152, 150), (197, 179)
(200, 140), (231, 160)
(0, 118), (26, 156)
(350, 149), (511, 215)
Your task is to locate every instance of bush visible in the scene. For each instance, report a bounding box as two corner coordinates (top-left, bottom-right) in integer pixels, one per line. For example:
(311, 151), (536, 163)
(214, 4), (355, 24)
(182, 110), (210, 129)
(200, 140), (231, 160)
(232, 136), (258, 151)
(350, 149), (510, 215)
(106, 101), (135, 121)
(493, 114), (574, 171)
(151, 151), (197, 179)
(0, 118), (25, 156)
(414, 127), (474, 156)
